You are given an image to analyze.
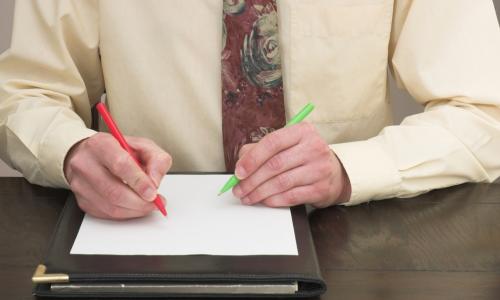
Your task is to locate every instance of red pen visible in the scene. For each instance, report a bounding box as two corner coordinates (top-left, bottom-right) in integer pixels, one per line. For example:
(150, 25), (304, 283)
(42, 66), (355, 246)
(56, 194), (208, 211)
(95, 103), (167, 216)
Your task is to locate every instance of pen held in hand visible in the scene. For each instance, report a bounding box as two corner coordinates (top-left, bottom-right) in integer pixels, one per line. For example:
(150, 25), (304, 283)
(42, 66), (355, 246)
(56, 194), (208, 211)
(95, 103), (167, 217)
(218, 102), (315, 195)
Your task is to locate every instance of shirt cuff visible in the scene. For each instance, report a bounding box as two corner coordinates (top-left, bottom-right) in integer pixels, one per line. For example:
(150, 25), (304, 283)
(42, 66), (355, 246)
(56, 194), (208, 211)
(329, 139), (402, 206)
(39, 121), (96, 189)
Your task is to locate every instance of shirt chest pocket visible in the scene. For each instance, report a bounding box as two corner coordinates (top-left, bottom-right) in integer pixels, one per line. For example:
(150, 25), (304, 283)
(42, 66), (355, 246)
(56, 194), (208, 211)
(284, 0), (393, 123)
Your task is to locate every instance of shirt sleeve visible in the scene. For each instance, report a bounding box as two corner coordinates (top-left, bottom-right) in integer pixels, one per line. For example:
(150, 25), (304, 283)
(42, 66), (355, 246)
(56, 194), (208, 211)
(330, 0), (500, 205)
(0, 0), (103, 188)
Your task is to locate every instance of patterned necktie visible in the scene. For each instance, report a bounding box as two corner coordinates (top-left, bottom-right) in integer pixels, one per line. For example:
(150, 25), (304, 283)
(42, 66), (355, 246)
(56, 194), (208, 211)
(222, 0), (286, 171)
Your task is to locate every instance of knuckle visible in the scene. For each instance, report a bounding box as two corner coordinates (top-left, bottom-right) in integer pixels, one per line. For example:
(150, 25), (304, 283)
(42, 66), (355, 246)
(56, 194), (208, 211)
(314, 182), (330, 200)
(75, 198), (90, 213)
(106, 206), (121, 219)
(263, 133), (282, 152)
(246, 191), (258, 203)
(241, 154), (257, 174)
(287, 189), (301, 205)
(238, 180), (252, 196)
(84, 134), (100, 149)
(76, 202), (87, 213)
(158, 152), (172, 167)
(264, 197), (280, 208)
(131, 136), (147, 144)
(266, 154), (283, 172)
(86, 133), (109, 149)
(299, 122), (315, 134)
(253, 188), (267, 203)
(241, 144), (250, 152)
(68, 157), (86, 177)
(317, 162), (333, 178)
(288, 189), (304, 206)
(317, 181), (329, 195)
(134, 176), (151, 194)
(143, 138), (157, 147)
(69, 155), (84, 170)
(106, 185), (124, 204)
(311, 138), (327, 154)
(312, 200), (329, 209)
(320, 144), (331, 158)
(112, 153), (132, 174)
(128, 136), (148, 146)
(277, 172), (292, 190)
(74, 194), (86, 207)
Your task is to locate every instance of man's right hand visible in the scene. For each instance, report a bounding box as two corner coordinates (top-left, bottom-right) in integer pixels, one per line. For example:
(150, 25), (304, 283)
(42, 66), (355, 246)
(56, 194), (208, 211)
(64, 133), (172, 220)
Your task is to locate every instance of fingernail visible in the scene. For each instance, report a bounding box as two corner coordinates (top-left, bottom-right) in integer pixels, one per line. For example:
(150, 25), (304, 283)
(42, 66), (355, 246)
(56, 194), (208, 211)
(143, 187), (157, 201)
(233, 185), (242, 197)
(242, 197), (251, 205)
(235, 166), (247, 179)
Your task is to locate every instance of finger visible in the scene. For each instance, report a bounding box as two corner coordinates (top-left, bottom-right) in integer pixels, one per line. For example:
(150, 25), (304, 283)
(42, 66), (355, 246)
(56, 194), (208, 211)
(92, 166), (157, 212)
(72, 177), (153, 219)
(79, 195), (153, 220)
(261, 183), (327, 208)
(233, 144), (307, 199)
(91, 136), (157, 202)
(238, 143), (256, 160)
(235, 122), (314, 179)
(127, 137), (172, 187)
(71, 155), (157, 213)
(240, 164), (324, 205)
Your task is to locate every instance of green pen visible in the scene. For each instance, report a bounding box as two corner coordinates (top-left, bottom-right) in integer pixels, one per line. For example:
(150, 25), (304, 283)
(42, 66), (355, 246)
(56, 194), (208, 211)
(218, 102), (315, 195)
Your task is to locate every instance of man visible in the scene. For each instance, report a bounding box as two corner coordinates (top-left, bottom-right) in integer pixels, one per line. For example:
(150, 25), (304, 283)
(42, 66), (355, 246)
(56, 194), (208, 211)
(0, 0), (499, 220)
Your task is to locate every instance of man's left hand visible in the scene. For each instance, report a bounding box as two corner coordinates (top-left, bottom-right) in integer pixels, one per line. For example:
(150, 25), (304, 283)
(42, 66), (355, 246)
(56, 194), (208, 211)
(233, 122), (351, 208)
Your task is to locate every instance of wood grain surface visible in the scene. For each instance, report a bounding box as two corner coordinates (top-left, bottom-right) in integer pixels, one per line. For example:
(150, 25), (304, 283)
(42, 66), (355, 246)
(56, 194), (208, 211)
(0, 178), (499, 300)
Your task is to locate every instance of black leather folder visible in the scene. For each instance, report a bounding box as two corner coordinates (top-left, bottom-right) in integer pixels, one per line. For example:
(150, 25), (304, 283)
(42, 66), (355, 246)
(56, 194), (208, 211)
(32, 192), (326, 298)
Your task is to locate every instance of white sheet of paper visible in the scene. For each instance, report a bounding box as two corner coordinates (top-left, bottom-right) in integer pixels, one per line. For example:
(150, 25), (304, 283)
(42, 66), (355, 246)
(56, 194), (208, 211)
(70, 174), (298, 256)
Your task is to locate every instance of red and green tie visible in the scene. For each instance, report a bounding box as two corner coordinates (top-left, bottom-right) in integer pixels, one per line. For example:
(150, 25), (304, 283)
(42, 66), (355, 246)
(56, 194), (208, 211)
(221, 0), (286, 171)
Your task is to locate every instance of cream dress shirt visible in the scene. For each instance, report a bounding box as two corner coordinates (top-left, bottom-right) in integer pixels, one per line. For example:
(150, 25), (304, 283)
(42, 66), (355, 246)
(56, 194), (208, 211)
(1, 0), (499, 205)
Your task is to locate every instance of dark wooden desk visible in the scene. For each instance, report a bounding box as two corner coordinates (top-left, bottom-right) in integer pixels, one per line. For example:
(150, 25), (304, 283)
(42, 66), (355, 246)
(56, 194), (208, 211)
(1, 178), (499, 300)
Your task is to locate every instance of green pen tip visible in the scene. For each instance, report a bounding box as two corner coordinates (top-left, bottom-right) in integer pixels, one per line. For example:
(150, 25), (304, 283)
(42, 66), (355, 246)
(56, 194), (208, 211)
(218, 175), (240, 196)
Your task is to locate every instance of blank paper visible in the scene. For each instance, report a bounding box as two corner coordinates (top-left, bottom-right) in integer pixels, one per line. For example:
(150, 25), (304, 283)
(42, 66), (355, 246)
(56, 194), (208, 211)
(70, 174), (298, 256)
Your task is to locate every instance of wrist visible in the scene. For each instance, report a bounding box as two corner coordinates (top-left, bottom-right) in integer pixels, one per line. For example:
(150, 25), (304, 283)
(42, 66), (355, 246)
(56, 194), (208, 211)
(63, 138), (89, 183)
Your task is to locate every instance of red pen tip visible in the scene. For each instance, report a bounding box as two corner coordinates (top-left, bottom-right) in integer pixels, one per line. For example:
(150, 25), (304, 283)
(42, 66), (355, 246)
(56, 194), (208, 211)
(159, 206), (167, 217)
(153, 196), (167, 217)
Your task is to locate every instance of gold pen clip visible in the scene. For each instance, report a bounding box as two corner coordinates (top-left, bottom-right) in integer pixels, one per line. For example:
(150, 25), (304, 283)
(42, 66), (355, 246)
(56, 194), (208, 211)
(32, 264), (69, 284)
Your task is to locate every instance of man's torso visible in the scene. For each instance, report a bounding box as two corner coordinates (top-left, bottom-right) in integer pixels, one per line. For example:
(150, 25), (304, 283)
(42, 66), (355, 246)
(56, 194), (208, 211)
(96, 0), (395, 171)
